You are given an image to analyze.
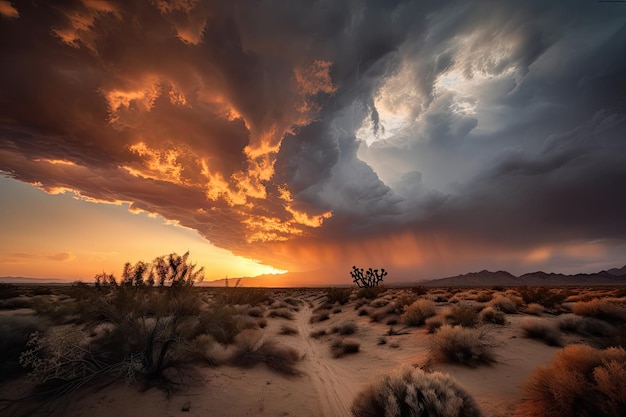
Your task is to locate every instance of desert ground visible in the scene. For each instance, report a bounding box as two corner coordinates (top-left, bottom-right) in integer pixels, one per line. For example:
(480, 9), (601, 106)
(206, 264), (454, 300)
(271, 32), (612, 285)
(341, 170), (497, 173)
(1, 283), (625, 417)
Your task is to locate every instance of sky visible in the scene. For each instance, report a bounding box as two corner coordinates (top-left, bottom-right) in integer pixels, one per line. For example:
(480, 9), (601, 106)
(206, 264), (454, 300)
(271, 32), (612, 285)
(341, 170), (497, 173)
(1, 0), (625, 285)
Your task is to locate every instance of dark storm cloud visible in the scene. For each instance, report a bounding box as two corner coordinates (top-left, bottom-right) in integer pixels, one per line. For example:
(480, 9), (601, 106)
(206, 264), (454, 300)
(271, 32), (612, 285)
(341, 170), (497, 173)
(1, 0), (625, 277)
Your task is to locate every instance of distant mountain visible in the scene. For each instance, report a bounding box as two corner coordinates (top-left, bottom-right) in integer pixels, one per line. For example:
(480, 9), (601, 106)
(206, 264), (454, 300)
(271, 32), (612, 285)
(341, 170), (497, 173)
(420, 266), (626, 287)
(0, 276), (67, 284)
(606, 265), (626, 276)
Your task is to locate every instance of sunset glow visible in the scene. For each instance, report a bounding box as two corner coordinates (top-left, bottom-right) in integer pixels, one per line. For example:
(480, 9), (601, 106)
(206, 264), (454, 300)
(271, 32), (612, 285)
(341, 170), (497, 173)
(1, 1), (625, 285)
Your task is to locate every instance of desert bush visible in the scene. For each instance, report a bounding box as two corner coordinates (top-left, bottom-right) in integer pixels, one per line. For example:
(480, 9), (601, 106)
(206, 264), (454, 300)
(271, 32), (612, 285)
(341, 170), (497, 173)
(326, 287), (352, 305)
(557, 313), (584, 332)
(331, 321), (357, 335)
(357, 308), (370, 316)
(445, 303), (480, 328)
(354, 299), (369, 310)
(431, 325), (495, 367)
(369, 304), (397, 323)
(198, 304), (240, 344)
(310, 329), (327, 339)
(279, 325), (299, 335)
(572, 298), (626, 323)
(283, 297), (303, 306)
(522, 344), (626, 417)
(246, 306), (265, 317)
(425, 316), (444, 333)
(400, 299), (436, 326)
(310, 310), (330, 323)
(357, 286), (386, 300)
(395, 294), (418, 308)
(517, 286), (566, 309)
(351, 366), (483, 417)
(520, 318), (562, 346)
(332, 307), (342, 314)
(369, 298), (390, 308)
(479, 307), (506, 325)
(410, 286), (428, 296)
(330, 338), (361, 358)
(231, 336), (301, 375)
(525, 303), (545, 315)
(489, 295), (518, 314)
(268, 308), (294, 320)
(475, 292), (493, 303)
(0, 315), (45, 381)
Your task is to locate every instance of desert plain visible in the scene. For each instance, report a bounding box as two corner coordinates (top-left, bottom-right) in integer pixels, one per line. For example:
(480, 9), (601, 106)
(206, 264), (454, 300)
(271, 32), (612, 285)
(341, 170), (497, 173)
(0, 283), (625, 417)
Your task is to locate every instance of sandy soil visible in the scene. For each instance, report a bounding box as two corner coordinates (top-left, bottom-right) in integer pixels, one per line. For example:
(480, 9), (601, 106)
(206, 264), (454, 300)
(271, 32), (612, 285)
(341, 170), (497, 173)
(4, 287), (614, 417)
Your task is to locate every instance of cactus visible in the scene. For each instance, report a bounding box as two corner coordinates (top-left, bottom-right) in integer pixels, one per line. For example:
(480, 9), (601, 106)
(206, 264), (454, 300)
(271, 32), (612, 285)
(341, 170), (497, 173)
(351, 266), (387, 288)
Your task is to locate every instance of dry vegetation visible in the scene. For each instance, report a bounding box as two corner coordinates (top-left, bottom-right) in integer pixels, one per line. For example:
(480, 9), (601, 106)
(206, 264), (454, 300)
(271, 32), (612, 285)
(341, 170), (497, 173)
(0, 277), (625, 417)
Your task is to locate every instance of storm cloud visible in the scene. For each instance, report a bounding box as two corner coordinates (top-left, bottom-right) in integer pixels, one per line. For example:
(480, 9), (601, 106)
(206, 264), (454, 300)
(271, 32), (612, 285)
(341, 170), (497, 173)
(1, 0), (625, 280)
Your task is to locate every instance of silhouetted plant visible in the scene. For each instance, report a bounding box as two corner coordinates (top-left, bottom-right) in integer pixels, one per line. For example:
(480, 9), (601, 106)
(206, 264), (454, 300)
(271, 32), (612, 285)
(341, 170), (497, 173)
(351, 266), (387, 288)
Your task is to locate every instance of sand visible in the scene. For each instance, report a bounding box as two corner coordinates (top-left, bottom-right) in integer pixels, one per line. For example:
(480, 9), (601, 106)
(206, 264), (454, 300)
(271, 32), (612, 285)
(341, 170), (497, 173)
(35, 290), (572, 417)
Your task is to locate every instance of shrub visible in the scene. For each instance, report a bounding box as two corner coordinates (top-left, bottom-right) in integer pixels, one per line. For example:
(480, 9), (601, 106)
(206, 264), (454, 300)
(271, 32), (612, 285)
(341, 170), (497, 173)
(357, 308), (370, 316)
(410, 286), (428, 296)
(310, 311), (330, 323)
(279, 325), (299, 335)
(326, 287), (352, 305)
(268, 308), (294, 320)
(557, 313), (583, 332)
(517, 286), (566, 308)
(572, 298), (626, 323)
(475, 292), (493, 303)
(198, 304), (240, 344)
(445, 303), (480, 328)
(357, 286), (386, 300)
(331, 321), (357, 335)
(425, 316), (444, 333)
(431, 325), (495, 367)
(522, 344), (626, 417)
(479, 307), (506, 325)
(246, 306), (265, 317)
(520, 318), (562, 346)
(400, 299), (436, 326)
(351, 366), (483, 417)
(330, 338), (361, 358)
(220, 287), (269, 306)
(489, 295), (517, 314)
(231, 336), (301, 375)
(310, 329), (327, 339)
(525, 303), (545, 315)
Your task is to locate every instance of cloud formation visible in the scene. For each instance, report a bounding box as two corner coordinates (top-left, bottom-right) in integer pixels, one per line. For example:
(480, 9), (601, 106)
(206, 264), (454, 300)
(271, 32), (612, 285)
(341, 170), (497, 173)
(1, 0), (625, 281)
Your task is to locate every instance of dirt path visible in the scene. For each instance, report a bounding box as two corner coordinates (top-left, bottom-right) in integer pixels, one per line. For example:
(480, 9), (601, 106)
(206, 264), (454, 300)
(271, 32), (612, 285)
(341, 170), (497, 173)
(294, 303), (357, 417)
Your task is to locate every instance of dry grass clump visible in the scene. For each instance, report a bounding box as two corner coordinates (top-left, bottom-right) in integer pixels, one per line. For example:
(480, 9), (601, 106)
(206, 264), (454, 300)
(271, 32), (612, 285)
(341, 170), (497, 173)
(357, 286), (386, 300)
(425, 316), (444, 333)
(246, 306), (265, 317)
(310, 329), (327, 339)
(522, 344), (626, 417)
(489, 295), (518, 313)
(431, 325), (495, 367)
(520, 318), (562, 346)
(231, 336), (301, 375)
(445, 303), (481, 328)
(572, 298), (626, 323)
(267, 308), (294, 320)
(351, 366), (483, 417)
(369, 304), (398, 323)
(331, 321), (358, 335)
(357, 308), (370, 316)
(517, 286), (567, 309)
(325, 287), (352, 305)
(557, 313), (583, 332)
(475, 292), (494, 303)
(479, 306), (506, 325)
(310, 310), (330, 323)
(220, 287), (269, 306)
(330, 338), (361, 358)
(525, 303), (545, 315)
(279, 324), (299, 335)
(400, 299), (436, 326)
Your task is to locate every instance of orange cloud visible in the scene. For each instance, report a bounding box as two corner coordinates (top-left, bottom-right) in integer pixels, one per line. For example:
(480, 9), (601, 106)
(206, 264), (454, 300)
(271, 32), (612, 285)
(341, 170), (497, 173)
(0, 1), (18, 19)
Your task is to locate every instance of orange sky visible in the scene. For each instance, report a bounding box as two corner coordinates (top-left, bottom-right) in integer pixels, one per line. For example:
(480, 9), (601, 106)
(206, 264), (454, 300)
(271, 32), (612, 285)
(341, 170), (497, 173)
(1, 1), (626, 286)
